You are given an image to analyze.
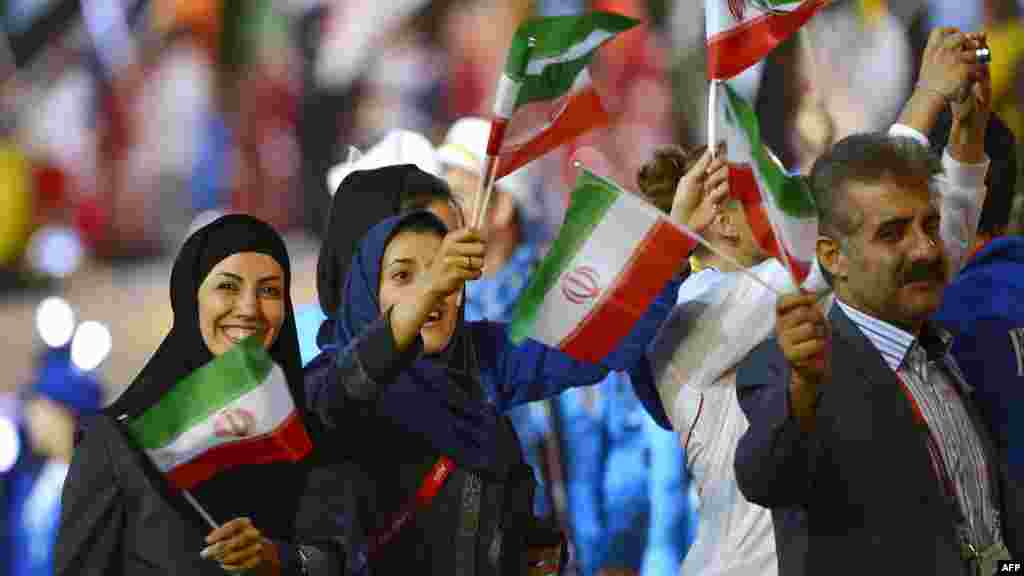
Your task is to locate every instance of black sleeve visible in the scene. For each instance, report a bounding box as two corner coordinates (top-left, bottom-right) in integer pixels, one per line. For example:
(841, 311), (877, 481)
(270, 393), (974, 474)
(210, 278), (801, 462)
(343, 310), (424, 397)
(306, 312), (422, 429)
(293, 462), (371, 576)
(55, 418), (126, 576)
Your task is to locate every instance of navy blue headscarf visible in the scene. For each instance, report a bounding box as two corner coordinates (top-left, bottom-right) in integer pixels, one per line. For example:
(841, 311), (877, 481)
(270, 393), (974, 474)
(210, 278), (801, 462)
(332, 211), (511, 472)
(336, 210), (475, 383)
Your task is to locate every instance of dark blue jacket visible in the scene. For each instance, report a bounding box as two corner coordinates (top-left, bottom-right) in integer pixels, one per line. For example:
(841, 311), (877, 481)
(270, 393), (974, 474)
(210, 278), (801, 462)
(934, 236), (1024, 479)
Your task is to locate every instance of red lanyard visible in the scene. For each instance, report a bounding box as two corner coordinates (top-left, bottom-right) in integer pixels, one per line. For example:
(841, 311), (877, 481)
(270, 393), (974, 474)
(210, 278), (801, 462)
(896, 374), (959, 503)
(367, 455), (456, 559)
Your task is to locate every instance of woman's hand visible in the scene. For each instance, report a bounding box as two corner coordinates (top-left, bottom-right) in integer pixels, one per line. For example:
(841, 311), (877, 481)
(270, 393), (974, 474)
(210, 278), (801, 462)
(669, 146), (730, 234)
(389, 228), (486, 352)
(201, 517), (281, 575)
(422, 228), (487, 298)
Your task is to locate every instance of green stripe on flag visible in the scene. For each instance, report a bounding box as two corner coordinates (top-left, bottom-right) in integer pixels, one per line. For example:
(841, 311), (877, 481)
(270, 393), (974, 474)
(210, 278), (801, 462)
(510, 169), (621, 343)
(724, 83), (816, 218)
(509, 11), (639, 107)
(125, 337), (273, 449)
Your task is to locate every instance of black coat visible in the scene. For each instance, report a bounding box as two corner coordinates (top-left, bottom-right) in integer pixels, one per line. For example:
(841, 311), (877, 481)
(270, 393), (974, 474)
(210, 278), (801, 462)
(734, 305), (1024, 575)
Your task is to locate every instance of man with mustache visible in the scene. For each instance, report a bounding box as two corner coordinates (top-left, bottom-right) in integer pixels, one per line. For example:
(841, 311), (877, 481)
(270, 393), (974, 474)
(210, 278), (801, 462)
(734, 28), (1023, 576)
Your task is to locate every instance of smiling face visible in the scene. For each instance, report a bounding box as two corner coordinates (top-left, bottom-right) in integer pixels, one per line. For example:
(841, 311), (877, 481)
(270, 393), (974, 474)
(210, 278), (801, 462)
(197, 252), (286, 356)
(378, 229), (459, 355)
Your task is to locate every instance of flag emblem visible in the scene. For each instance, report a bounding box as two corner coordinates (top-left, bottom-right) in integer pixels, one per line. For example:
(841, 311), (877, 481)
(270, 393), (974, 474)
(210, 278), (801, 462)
(561, 265), (602, 304)
(214, 409), (256, 439)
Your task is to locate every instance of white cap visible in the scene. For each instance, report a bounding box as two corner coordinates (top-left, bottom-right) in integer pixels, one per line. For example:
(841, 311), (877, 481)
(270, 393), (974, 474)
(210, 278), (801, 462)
(326, 129), (441, 196)
(438, 117), (530, 202)
(437, 117), (491, 175)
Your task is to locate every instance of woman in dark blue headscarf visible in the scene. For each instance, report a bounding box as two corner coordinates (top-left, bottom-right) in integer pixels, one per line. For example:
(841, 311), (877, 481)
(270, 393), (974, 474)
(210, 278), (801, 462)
(305, 208), (681, 575)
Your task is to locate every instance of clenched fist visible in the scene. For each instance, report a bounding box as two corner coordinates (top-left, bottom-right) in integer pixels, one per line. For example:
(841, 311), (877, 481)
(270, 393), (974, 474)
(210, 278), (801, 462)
(775, 292), (830, 432)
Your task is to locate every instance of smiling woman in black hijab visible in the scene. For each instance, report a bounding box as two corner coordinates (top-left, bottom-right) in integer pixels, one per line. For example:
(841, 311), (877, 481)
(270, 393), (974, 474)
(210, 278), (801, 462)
(56, 215), (357, 576)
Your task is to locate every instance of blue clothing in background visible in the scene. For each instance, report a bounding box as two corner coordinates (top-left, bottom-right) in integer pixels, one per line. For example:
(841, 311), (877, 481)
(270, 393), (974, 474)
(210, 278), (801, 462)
(559, 371), (695, 576)
(933, 236), (1024, 478)
(465, 243), (553, 517)
(4, 347), (102, 576)
(296, 303), (329, 367)
(191, 115), (232, 213)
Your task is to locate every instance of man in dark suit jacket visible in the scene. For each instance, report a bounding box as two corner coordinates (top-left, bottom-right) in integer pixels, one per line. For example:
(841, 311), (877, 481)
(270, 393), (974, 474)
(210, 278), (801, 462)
(733, 35), (1023, 574)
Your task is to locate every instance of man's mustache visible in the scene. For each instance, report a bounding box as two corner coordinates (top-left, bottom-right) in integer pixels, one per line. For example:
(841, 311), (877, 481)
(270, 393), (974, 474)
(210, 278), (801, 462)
(903, 259), (946, 285)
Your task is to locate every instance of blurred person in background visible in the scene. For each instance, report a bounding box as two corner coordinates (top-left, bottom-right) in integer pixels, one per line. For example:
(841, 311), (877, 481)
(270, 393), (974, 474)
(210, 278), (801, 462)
(136, 24), (215, 253)
(3, 344), (102, 576)
(230, 0), (303, 232)
(352, 9), (445, 146)
(556, 371), (696, 576)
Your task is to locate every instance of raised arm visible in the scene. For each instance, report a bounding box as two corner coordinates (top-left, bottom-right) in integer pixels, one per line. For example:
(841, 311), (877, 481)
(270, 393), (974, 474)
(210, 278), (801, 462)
(893, 27), (991, 274)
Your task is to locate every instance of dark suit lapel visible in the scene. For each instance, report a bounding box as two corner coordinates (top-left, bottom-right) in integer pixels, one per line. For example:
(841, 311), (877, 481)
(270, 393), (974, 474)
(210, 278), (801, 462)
(827, 307), (952, 506)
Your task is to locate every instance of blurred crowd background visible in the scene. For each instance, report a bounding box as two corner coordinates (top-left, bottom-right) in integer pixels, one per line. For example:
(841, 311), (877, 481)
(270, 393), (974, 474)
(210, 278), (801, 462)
(0, 0), (1021, 574)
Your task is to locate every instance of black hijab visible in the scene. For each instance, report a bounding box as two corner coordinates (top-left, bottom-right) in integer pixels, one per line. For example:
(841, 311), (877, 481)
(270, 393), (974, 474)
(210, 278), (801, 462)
(316, 164), (456, 348)
(104, 214), (308, 538)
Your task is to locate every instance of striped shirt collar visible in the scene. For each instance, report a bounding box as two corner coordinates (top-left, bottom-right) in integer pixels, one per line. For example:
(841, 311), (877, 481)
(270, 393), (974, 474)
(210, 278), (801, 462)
(836, 299), (954, 372)
(836, 300), (916, 372)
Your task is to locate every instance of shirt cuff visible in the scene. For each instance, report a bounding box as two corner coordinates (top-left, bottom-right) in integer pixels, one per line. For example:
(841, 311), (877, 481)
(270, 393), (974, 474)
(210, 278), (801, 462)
(889, 123), (929, 147)
(940, 148), (989, 190)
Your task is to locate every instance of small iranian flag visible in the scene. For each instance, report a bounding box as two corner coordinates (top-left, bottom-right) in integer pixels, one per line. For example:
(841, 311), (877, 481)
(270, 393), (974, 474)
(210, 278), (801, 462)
(490, 12), (638, 180)
(124, 337), (312, 491)
(706, 0), (826, 80)
(723, 82), (817, 285)
(510, 169), (694, 363)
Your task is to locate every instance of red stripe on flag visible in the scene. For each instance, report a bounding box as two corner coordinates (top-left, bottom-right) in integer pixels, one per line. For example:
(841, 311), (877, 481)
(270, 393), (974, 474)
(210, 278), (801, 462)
(165, 411), (312, 491)
(560, 221), (693, 363)
(730, 163), (812, 283)
(486, 119), (508, 156)
(496, 86), (609, 179)
(706, 0), (826, 80)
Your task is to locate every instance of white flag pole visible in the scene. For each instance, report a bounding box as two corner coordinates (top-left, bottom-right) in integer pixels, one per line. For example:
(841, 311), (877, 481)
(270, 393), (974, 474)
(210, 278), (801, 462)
(473, 36), (537, 230)
(707, 80), (721, 155)
(182, 489), (219, 530)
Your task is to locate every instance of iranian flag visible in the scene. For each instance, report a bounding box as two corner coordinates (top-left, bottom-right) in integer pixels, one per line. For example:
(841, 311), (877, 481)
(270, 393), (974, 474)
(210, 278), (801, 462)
(489, 11), (639, 180)
(510, 169), (694, 363)
(723, 82), (817, 285)
(123, 336), (312, 491)
(706, 0), (827, 80)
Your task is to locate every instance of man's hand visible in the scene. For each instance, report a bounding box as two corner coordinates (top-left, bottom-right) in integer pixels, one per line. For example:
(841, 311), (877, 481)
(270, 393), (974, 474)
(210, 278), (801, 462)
(775, 293), (829, 432)
(669, 145), (729, 234)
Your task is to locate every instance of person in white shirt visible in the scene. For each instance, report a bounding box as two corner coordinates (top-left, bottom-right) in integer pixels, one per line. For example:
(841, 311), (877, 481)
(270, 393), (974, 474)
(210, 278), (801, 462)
(633, 27), (990, 576)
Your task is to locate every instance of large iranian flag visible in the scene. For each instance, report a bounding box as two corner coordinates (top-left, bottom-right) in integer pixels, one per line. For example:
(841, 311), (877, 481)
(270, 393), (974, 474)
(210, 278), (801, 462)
(510, 169), (694, 363)
(124, 336), (312, 490)
(706, 0), (827, 80)
(723, 82), (817, 285)
(490, 12), (638, 180)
